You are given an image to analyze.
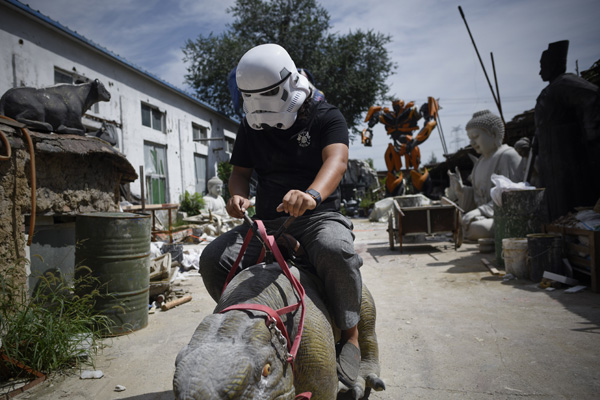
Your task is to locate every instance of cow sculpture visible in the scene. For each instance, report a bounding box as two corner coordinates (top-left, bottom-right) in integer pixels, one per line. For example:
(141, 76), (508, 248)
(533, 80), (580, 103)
(0, 79), (111, 135)
(173, 224), (386, 400)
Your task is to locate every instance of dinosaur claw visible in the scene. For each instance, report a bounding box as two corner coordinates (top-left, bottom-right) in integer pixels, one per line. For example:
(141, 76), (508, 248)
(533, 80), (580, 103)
(365, 374), (386, 391)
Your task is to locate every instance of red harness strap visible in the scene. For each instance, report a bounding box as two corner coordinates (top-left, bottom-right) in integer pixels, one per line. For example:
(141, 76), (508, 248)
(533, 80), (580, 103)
(220, 220), (307, 364)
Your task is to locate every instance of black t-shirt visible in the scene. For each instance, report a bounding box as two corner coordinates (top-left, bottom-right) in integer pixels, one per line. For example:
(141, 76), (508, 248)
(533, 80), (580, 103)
(230, 101), (349, 220)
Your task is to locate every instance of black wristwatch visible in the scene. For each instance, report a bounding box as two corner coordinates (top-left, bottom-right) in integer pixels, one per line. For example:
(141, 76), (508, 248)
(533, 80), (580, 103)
(305, 189), (322, 207)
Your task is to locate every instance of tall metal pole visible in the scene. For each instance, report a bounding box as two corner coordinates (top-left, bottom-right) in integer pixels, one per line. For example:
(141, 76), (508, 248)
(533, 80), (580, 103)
(458, 6), (503, 122)
(435, 113), (449, 156)
(140, 165), (145, 212)
(490, 52), (505, 125)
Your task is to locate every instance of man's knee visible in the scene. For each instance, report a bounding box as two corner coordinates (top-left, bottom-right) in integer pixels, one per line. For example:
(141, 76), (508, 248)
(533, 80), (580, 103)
(199, 242), (220, 275)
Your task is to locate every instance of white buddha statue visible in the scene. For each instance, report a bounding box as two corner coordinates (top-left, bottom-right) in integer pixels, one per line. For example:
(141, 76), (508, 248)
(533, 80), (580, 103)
(203, 176), (226, 215)
(447, 110), (522, 241)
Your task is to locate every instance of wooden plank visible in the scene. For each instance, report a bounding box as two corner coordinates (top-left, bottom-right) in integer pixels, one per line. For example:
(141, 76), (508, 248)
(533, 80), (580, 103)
(441, 196), (465, 213)
(481, 258), (504, 276)
(545, 224), (599, 292)
(393, 199), (404, 216)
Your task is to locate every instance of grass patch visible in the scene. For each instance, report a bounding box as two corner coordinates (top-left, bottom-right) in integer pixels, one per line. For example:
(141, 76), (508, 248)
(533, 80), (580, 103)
(1, 263), (113, 378)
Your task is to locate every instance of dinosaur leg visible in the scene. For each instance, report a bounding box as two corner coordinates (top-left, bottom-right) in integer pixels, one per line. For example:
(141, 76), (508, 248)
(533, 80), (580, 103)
(357, 285), (385, 391)
(338, 284), (386, 399)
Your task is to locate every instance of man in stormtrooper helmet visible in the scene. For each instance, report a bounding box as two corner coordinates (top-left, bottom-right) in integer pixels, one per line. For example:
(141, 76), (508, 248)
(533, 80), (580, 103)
(199, 43), (363, 386)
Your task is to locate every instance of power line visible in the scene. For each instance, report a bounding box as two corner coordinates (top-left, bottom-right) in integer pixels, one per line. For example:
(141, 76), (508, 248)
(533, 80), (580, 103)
(440, 96), (533, 104)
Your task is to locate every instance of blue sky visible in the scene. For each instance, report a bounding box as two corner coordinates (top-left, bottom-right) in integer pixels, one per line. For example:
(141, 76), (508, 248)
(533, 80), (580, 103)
(22, 0), (600, 170)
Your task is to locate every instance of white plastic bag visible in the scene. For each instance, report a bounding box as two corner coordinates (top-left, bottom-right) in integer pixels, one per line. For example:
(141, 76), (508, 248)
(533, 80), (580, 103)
(181, 248), (201, 271)
(490, 174), (535, 207)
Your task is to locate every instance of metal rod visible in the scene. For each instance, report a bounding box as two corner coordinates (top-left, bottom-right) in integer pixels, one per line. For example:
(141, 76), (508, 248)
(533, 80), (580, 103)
(458, 6), (502, 115)
(140, 165), (145, 212)
(435, 112), (449, 155)
(243, 212), (267, 248)
(490, 52), (506, 126)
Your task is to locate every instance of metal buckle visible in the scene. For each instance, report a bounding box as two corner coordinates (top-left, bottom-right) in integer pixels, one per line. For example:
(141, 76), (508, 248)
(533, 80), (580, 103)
(268, 318), (292, 360)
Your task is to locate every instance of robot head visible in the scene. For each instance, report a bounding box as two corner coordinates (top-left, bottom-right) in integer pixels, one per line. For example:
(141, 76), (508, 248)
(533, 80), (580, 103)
(236, 44), (310, 130)
(392, 99), (404, 114)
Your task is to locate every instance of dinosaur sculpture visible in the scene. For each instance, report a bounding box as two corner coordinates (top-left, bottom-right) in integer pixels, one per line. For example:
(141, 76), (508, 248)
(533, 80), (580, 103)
(173, 261), (385, 399)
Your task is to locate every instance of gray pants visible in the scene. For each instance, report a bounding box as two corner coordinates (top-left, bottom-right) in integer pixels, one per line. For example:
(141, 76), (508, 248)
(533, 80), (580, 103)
(199, 211), (363, 330)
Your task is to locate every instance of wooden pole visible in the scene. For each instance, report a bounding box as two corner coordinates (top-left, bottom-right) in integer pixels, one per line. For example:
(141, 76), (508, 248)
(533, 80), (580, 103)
(161, 295), (192, 311)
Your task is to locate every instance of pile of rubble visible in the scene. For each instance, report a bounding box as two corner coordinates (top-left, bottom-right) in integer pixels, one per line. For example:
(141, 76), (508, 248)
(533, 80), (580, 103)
(146, 210), (244, 312)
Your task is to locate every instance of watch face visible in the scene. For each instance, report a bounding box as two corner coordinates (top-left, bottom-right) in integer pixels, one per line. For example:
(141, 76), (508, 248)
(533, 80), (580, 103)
(306, 189), (321, 205)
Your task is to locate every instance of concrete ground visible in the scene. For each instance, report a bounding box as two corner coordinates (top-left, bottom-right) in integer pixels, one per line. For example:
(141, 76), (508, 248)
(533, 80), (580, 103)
(18, 218), (600, 400)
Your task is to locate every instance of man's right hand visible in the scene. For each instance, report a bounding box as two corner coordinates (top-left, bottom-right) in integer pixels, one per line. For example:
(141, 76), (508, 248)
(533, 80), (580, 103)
(226, 195), (251, 218)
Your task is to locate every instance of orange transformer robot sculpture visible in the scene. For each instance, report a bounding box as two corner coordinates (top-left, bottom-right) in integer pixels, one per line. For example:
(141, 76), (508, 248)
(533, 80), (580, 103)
(362, 97), (439, 196)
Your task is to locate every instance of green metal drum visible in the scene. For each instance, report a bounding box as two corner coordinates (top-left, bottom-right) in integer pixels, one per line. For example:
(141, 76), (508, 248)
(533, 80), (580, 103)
(75, 212), (151, 336)
(493, 189), (546, 267)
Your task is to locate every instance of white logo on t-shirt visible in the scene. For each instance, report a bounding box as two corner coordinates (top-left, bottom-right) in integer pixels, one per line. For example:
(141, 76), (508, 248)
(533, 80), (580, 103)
(297, 130), (311, 147)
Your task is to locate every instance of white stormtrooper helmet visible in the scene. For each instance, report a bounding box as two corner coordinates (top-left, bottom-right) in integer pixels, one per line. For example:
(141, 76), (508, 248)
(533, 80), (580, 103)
(236, 44), (310, 130)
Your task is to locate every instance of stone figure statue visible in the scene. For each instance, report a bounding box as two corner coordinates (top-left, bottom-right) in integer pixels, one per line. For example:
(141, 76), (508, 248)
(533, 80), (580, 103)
(447, 110), (522, 241)
(184, 176), (240, 237)
(534, 40), (600, 221)
(203, 176), (227, 214)
(94, 122), (118, 146)
(0, 79), (111, 135)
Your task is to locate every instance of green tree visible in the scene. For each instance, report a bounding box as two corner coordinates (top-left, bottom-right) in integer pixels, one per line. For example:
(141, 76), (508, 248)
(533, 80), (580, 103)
(217, 161), (233, 202)
(182, 0), (395, 135)
(426, 153), (438, 164)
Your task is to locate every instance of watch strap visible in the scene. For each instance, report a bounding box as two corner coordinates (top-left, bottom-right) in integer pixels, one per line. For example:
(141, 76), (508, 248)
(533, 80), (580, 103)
(305, 189), (322, 207)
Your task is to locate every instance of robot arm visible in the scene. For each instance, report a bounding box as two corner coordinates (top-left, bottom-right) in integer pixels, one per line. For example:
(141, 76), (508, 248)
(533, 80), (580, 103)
(406, 97), (439, 152)
(361, 105), (383, 146)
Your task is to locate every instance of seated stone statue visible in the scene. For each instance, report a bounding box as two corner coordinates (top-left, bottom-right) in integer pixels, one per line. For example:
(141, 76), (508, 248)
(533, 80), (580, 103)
(447, 110), (522, 241)
(183, 176), (239, 237)
(203, 176), (227, 214)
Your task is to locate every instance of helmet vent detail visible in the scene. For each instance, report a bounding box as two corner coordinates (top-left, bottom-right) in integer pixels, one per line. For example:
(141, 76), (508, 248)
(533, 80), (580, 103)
(287, 92), (303, 112)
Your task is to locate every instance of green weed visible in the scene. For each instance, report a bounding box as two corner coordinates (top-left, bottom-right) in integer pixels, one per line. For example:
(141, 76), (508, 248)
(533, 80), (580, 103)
(0, 264), (113, 377)
(179, 190), (205, 217)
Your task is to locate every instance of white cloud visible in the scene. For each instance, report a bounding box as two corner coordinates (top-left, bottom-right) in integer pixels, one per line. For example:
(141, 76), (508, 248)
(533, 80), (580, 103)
(24, 0), (235, 85)
(22, 0), (600, 169)
(325, 0), (600, 168)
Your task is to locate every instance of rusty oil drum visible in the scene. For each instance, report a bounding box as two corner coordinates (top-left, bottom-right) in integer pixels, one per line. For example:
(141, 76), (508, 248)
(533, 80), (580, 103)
(75, 212), (151, 336)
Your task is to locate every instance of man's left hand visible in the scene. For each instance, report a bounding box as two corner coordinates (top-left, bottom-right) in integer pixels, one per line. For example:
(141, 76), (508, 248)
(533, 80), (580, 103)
(276, 190), (317, 217)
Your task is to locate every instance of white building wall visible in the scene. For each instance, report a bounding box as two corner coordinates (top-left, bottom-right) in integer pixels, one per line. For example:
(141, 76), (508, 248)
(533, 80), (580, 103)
(0, 1), (239, 204)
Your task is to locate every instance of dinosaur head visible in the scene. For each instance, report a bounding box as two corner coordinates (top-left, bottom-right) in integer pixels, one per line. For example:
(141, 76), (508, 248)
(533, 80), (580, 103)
(173, 311), (295, 400)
